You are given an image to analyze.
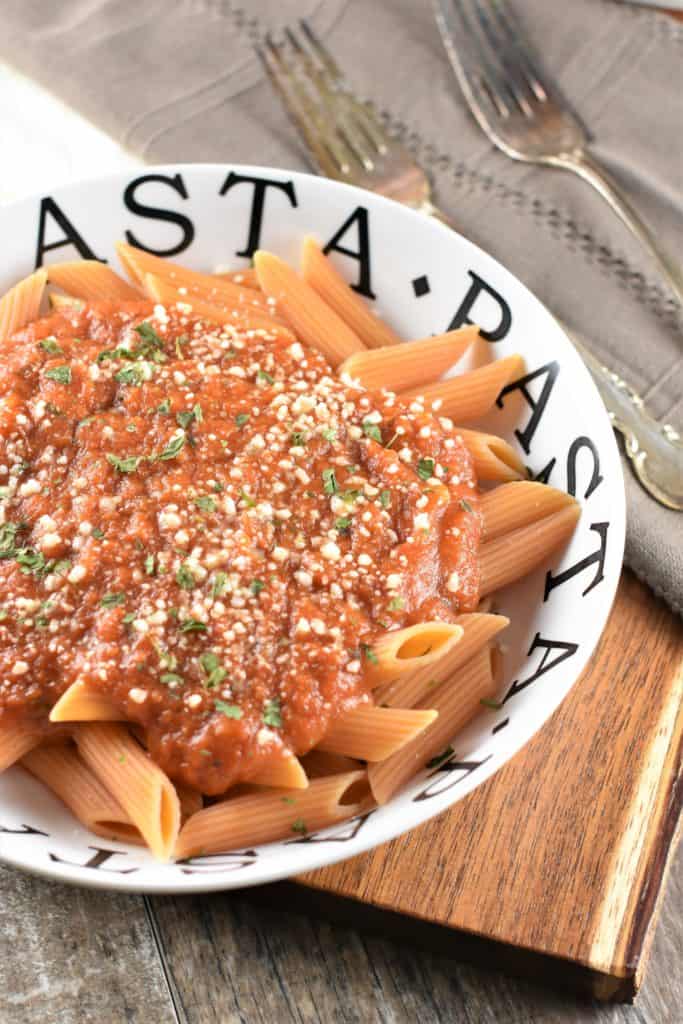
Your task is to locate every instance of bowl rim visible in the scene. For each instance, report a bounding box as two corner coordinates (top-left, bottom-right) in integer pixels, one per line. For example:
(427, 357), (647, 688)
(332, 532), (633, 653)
(0, 163), (626, 892)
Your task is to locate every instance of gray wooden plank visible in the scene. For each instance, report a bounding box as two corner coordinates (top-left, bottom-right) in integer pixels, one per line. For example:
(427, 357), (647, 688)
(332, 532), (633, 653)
(0, 866), (175, 1024)
(149, 843), (681, 1024)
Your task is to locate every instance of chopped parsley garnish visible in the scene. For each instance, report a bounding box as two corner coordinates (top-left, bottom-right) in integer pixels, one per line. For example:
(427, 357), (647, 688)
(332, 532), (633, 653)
(290, 431), (307, 447)
(322, 468), (338, 495)
(134, 321), (164, 352)
(194, 495), (217, 514)
(388, 596), (405, 611)
(161, 672), (184, 686)
(379, 490), (391, 508)
(45, 365), (72, 385)
(257, 369), (274, 385)
(211, 571), (228, 598)
(200, 652), (227, 689)
(101, 592), (125, 608)
(239, 489), (256, 508)
(235, 413), (250, 428)
(157, 398), (171, 415)
(362, 420), (382, 443)
(176, 564), (196, 590)
(426, 746), (454, 769)
(249, 579), (265, 596)
(335, 516), (352, 531)
(157, 433), (186, 461)
(92, 527), (105, 540)
(417, 457), (435, 481)
(281, 796), (296, 805)
(214, 700), (242, 719)
(262, 698), (282, 728)
(122, 612), (136, 625)
(341, 489), (361, 504)
(459, 498), (474, 514)
(179, 618), (208, 633)
(175, 334), (188, 359)
(291, 819), (307, 835)
(39, 337), (62, 354)
(144, 553), (156, 576)
(115, 364), (150, 386)
(107, 453), (143, 474)
(0, 522), (26, 558)
(360, 643), (379, 666)
(176, 404), (202, 430)
(480, 697), (504, 710)
(321, 427), (337, 442)
(15, 550), (47, 576)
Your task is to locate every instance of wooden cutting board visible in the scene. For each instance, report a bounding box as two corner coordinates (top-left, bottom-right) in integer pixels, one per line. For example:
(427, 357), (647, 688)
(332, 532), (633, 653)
(262, 571), (682, 1002)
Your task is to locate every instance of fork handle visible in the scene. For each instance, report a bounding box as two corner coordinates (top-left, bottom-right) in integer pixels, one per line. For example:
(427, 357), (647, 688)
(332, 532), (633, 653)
(548, 151), (683, 310)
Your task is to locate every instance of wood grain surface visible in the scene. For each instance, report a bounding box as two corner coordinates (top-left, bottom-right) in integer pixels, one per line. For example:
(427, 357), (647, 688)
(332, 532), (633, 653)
(296, 572), (682, 999)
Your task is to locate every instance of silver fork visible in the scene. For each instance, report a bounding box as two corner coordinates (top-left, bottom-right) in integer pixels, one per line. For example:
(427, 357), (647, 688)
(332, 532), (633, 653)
(258, 20), (683, 510)
(434, 0), (683, 310)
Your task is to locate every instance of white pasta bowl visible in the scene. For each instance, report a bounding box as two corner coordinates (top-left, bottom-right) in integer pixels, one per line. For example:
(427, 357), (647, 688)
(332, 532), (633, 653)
(0, 165), (625, 892)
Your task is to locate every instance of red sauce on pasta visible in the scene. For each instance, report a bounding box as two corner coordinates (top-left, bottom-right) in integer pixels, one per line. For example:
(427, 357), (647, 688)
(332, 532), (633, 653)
(0, 303), (481, 793)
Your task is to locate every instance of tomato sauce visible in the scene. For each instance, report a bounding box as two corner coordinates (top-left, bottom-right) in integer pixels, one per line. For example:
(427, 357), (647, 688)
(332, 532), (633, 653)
(0, 302), (481, 793)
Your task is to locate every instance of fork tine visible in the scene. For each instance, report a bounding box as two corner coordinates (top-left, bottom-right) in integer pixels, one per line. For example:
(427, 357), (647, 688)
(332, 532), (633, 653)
(436, 0), (515, 123)
(298, 19), (390, 156)
(486, 0), (550, 102)
(256, 38), (347, 178)
(284, 24), (375, 172)
(470, 1), (537, 115)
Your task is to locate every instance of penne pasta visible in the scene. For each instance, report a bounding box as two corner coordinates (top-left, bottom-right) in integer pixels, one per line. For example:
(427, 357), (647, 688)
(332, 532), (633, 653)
(369, 647), (496, 804)
(174, 770), (366, 859)
(254, 250), (364, 365)
(375, 613), (509, 709)
(363, 622), (464, 688)
(46, 260), (141, 301)
(317, 705), (438, 761)
(75, 723), (180, 861)
(214, 267), (261, 289)
(248, 751), (309, 789)
(50, 679), (124, 723)
(338, 326), (479, 392)
(456, 428), (527, 482)
(301, 236), (402, 349)
(300, 750), (363, 778)
(143, 273), (293, 339)
(401, 355), (525, 421)
(21, 742), (143, 844)
(480, 482), (578, 542)
(48, 292), (85, 311)
(480, 503), (581, 596)
(0, 268), (47, 337)
(0, 721), (44, 772)
(175, 783), (204, 821)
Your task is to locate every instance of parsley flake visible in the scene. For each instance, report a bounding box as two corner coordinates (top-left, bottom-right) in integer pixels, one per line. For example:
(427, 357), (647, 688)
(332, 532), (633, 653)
(211, 572), (228, 598)
(39, 337), (63, 355)
(322, 468), (338, 495)
(291, 819), (307, 835)
(200, 652), (227, 689)
(45, 365), (72, 385)
(262, 698), (282, 728)
(239, 489), (256, 508)
(144, 553), (156, 576)
(459, 498), (474, 514)
(417, 457), (435, 481)
(134, 321), (164, 350)
(388, 596), (405, 611)
(107, 453), (142, 474)
(176, 564), (196, 590)
(257, 369), (274, 385)
(426, 746), (454, 769)
(176, 404), (202, 430)
(92, 527), (105, 540)
(194, 495), (217, 514)
(362, 420), (382, 443)
(235, 413), (250, 428)
(157, 433), (185, 461)
(157, 398), (171, 415)
(480, 697), (505, 710)
(161, 672), (184, 686)
(379, 490), (391, 509)
(335, 516), (352, 531)
(360, 643), (379, 666)
(101, 592), (125, 608)
(321, 427), (337, 442)
(290, 431), (307, 447)
(179, 618), (208, 633)
(249, 579), (265, 597)
(214, 700), (242, 719)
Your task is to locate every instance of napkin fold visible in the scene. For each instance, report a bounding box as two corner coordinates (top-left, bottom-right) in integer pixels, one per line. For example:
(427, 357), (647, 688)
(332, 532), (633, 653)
(1, 0), (681, 613)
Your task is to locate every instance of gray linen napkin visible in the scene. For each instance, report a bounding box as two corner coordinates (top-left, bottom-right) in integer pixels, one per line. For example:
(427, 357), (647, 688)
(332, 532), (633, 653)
(1, 0), (681, 613)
